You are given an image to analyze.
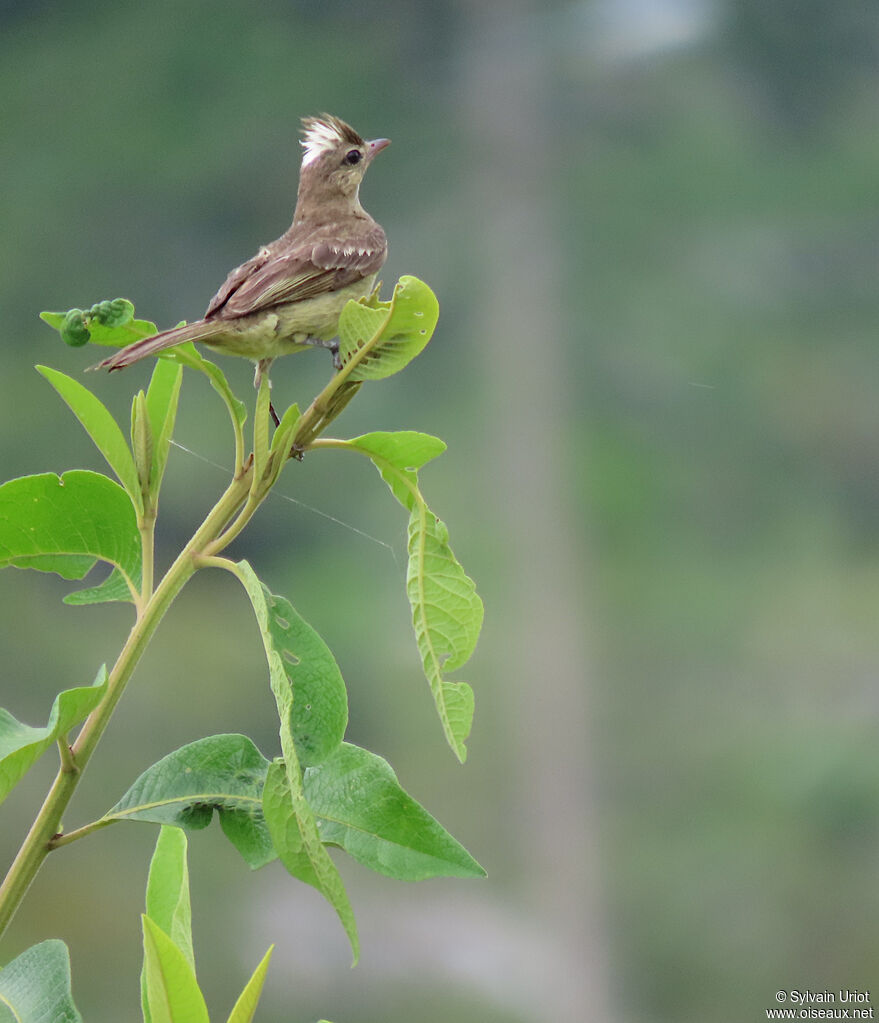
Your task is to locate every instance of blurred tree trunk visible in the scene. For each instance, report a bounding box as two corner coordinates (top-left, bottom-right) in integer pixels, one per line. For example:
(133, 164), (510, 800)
(457, 2), (616, 1019)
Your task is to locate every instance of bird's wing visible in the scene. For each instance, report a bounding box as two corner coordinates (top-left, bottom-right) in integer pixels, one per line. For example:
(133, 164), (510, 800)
(205, 248), (271, 318)
(205, 222), (387, 321)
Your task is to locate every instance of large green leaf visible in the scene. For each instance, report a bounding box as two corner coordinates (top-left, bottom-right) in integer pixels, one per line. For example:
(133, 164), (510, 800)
(0, 471), (141, 602)
(232, 560), (358, 962)
(37, 366), (143, 515)
(305, 743), (485, 881)
(106, 734), (275, 869)
(142, 916), (208, 1023)
(0, 940), (82, 1023)
(241, 572), (347, 768)
(338, 276), (439, 381)
(0, 666), (108, 806)
(334, 432), (483, 762)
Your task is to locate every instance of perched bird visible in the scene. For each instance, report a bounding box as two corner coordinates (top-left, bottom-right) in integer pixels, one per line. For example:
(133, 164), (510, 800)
(98, 114), (390, 385)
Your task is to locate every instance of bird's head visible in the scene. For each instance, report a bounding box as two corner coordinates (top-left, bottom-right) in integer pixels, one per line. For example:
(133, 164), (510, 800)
(297, 114), (390, 213)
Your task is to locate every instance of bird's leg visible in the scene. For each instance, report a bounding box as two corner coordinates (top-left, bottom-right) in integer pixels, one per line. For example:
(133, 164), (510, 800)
(253, 358), (280, 427)
(301, 335), (342, 371)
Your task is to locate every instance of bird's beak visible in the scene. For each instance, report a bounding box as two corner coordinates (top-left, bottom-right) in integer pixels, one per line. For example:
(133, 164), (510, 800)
(366, 137), (391, 161)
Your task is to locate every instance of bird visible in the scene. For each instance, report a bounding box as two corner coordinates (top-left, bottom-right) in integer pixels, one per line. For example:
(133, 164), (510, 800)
(97, 114), (390, 389)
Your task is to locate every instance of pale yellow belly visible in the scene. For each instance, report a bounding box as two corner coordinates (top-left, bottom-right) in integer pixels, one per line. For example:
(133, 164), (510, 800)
(202, 276), (375, 360)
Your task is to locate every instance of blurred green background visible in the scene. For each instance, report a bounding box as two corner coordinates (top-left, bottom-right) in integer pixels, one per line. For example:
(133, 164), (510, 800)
(2, 1), (878, 1020)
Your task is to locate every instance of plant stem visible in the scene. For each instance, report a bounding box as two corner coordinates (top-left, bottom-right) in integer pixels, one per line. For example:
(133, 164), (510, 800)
(138, 513), (156, 604)
(0, 354), (361, 938)
(47, 817), (113, 850)
(0, 470), (253, 939)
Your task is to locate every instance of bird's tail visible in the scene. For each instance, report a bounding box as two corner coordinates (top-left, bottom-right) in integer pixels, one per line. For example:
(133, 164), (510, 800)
(93, 319), (224, 371)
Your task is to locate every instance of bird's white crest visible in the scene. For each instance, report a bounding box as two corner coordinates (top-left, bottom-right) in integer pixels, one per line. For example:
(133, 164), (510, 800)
(301, 118), (346, 167)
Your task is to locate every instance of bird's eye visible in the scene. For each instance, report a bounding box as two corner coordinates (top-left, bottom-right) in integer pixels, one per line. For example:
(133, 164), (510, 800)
(344, 149), (362, 165)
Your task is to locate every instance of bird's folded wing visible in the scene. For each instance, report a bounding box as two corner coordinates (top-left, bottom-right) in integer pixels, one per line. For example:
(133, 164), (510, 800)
(206, 223), (387, 320)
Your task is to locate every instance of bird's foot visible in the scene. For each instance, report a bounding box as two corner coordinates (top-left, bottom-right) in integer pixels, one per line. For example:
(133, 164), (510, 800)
(253, 357), (274, 390)
(302, 336), (342, 371)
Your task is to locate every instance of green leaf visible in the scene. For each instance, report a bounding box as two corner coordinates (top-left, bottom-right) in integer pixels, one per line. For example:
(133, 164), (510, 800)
(41, 301), (157, 349)
(142, 827), (196, 1023)
(142, 916), (208, 1023)
(0, 939), (82, 1023)
(334, 434), (483, 762)
(232, 561), (358, 962)
(106, 734), (275, 869)
(346, 431), (447, 509)
(231, 564), (347, 768)
(252, 374), (272, 486)
(64, 567), (133, 606)
(225, 946), (273, 1023)
(265, 402), (301, 486)
(37, 366), (143, 515)
(407, 506), (482, 761)
(145, 359), (184, 497)
(131, 390), (154, 501)
(338, 275), (439, 381)
(263, 760), (303, 857)
(0, 666), (107, 807)
(163, 343), (247, 431)
(305, 743), (485, 881)
(262, 760), (312, 880)
(0, 471), (141, 602)
(262, 759), (358, 961)
(145, 827), (196, 967)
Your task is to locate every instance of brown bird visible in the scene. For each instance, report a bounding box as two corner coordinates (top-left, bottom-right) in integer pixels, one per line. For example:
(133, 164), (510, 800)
(98, 115), (390, 386)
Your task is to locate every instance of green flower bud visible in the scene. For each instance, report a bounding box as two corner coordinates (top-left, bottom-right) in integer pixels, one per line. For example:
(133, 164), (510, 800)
(61, 309), (90, 347)
(90, 297), (134, 328)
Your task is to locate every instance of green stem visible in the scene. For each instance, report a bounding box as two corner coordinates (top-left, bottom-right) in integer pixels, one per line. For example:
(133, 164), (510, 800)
(47, 816), (113, 851)
(138, 513), (156, 604)
(0, 471), (252, 939)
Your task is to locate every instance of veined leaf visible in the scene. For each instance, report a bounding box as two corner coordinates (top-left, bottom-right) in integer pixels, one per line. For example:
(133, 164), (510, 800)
(338, 275), (439, 381)
(0, 666), (107, 806)
(37, 366), (143, 515)
(225, 946), (274, 1023)
(106, 734), (275, 870)
(228, 562), (348, 768)
(142, 916), (208, 1023)
(64, 567), (133, 606)
(346, 431), (447, 509)
(332, 433), (483, 761)
(305, 743), (485, 881)
(407, 505), (482, 761)
(232, 560), (358, 962)
(0, 940), (82, 1023)
(262, 760), (313, 883)
(261, 759), (358, 961)
(0, 471), (141, 602)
